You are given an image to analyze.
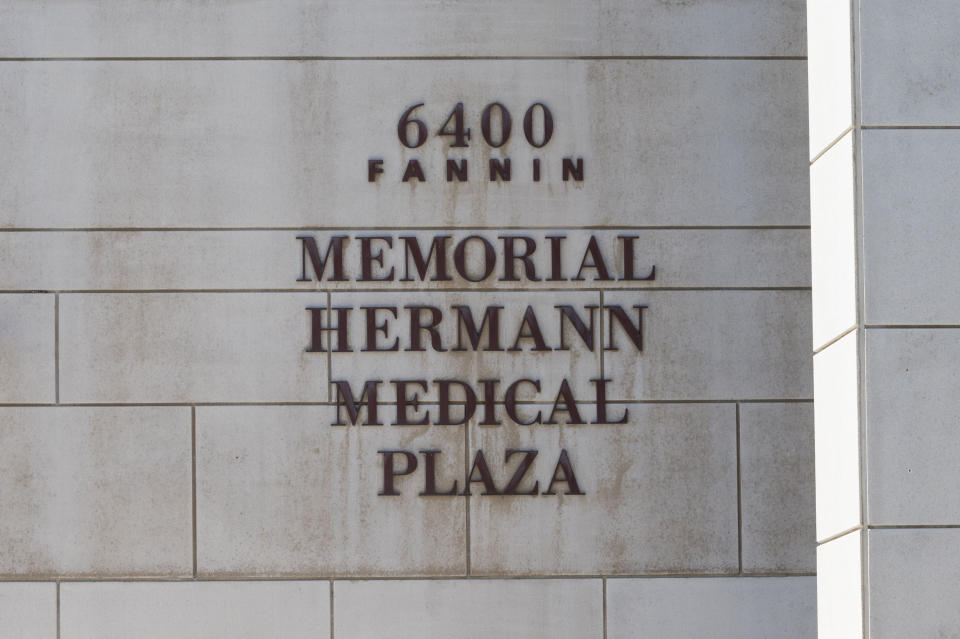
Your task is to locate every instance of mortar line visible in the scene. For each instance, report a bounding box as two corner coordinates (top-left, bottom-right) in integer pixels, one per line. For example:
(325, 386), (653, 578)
(810, 126), (854, 165)
(56, 580), (61, 639)
(0, 286), (812, 294)
(599, 290), (605, 380)
(0, 55), (808, 62)
(326, 291), (333, 404)
(192, 406), (198, 579)
(329, 579), (335, 639)
(465, 419), (472, 577)
(736, 402), (743, 575)
(0, 398), (814, 408)
(54, 293), (59, 404)
(602, 577), (608, 639)
(813, 325), (857, 355)
(0, 225), (812, 232)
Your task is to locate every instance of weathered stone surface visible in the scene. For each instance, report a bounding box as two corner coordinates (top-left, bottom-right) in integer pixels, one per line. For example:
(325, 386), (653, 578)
(604, 290), (812, 401)
(334, 579), (601, 639)
(0, 583), (56, 638)
(0, 61), (807, 229)
(0, 1), (805, 58)
(60, 581), (329, 639)
(0, 229), (812, 291)
(739, 402), (815, 573)
(59, 293), (328, 404)
(866, 328), (960, 524)
(196, 406), (465, 576)
(607, 576), (816, 638)
(0, 407), (192, 577)
(0, 294), (55, 403)
(469, 403), (738, 575)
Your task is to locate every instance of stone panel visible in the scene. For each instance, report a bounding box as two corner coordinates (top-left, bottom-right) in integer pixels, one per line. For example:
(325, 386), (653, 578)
(0, 407), (192, 577)
(866, 328), (960, 524)
(806, 0), (853, 157)
(0, 1), (805, 58)
(334, 579), (601, 639)
(469, 403), (738, 575)
(0, 61), (807, 229)
(196, 406), (465, 577)
(813, 331), (860, 541)
(862, 130), (960, 325)
(604, 290), (812, 401)
(607, 576), (815, 638)
(739, 402), (815, 573)
(0, 294), (55, 404)
(60, 581), (329, 639)
(810, 133), (856, 349)
(0, 229), (811, 291)
(59, 293), (328, 404)
(816, 532), (863, 639)
(860, 0), (960, 125)
(868, 528), (960, 638)
(0, 583), (57, 638)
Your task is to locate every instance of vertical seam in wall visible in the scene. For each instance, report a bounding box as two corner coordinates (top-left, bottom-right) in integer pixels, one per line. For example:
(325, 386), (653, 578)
(56, 580), (61, 639)
(464, 419), (471, 577)
(54, 293), (59, 404)
(602, 577), (608, 639)
(599, 290), (605, 378)
(736, 402), (743, 575)
(329, 579), (335, 639)
(192, 406), (198, 579)
(850, 0), (870, 635)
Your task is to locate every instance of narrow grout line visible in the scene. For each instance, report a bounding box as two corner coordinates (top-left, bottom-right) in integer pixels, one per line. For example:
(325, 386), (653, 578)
(192, 407), (198, 580)
(810, 126), (854, 165)
(602, 577), (608, 639)
(735, 402), (743, 575)
(813, 324), (857, 356)
(54, 293), (59, 404)
(0, 55), (808, 62)
(0, 224), (812, 232)
(599, 290), (605, 379)
(464, 421), (471, 577)
(56, 580), (61, 639)
(326, 290), (333, 404)
(329, 579), (335, 639)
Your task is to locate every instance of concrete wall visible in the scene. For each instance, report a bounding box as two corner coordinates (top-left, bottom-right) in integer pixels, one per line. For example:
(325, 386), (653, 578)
(0, 2), (814, 636)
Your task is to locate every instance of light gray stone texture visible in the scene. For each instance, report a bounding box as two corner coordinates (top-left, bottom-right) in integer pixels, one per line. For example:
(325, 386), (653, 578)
(810, 133), (856, 349)
(866, 328), (960, 524)
(814, 331), (860, 541)
(806, 0), (852, 157)
(607, 576), (816, 638)
(196, 406), (465, 576)
(860, 0), (960, 125)
(59, 293), (328, 404)
(334, 579), (601, 639)
(469, 403), (738, 575)
(0, 294), (55, 403)
(604, 291), (812, 401)
(0, 229), (811, 291)
(0, 1), (805, 58)
(0, 407), (192, 577)
(0, 583), (57, 638)
(329, 291), (602, 403)
(869, 528), (960, 638)
(816, 532), (862, 639)
(862, 130), (960, 325)
(0, 61), (807, 229)
(739, 403), (815, 573)
(60, 581), (329, 639)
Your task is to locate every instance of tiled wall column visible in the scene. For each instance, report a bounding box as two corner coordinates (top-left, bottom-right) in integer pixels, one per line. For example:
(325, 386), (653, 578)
(809, 1), (960, 636)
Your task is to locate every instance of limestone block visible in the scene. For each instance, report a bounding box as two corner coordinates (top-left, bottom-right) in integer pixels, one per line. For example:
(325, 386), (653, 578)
(866, 328), (960, 524)
(59, 293), (328, 404)
(469, 403), (738, 575)
(0, 583), (56, 638)
(0, 1), (805, 58)
(0, 407), (192, 577)
(196, 406), (465, 576)
(603, 290), (812, 401)
(0, 61), (807, 229)
(334, 579), (601, 639)
(814, 331), (860, 541)
(739, 402), (815, 573)
(0, 294), (55, 403)
(607, 576), (815, 638)
(60, 581), (328, 639)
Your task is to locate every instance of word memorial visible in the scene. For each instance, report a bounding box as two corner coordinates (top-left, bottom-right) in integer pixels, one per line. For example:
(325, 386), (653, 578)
(299, 232), (654, 499)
